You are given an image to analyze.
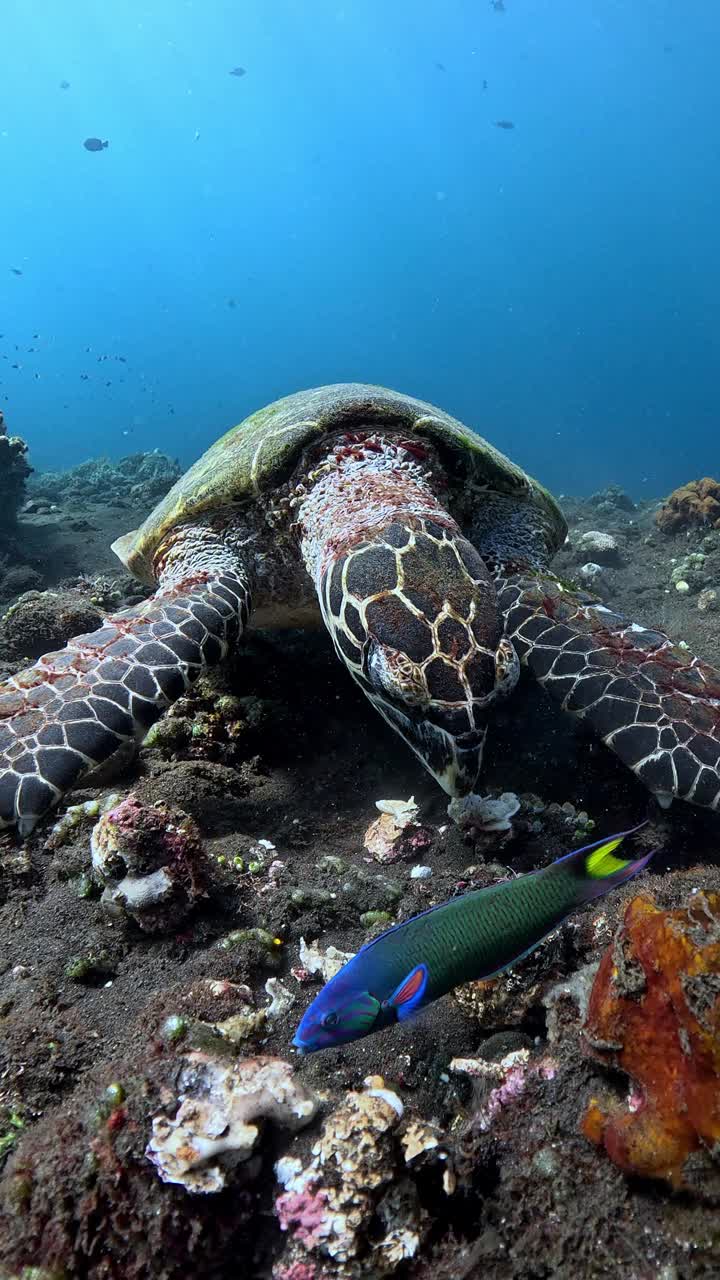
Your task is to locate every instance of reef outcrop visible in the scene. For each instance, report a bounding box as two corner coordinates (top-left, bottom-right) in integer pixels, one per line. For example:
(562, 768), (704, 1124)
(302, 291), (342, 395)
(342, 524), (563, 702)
(656, 477), (720, 534)
(0, 410), (31, 529)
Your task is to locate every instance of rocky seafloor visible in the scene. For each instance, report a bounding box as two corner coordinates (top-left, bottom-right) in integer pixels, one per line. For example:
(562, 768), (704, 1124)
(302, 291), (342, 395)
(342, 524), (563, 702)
(0, 448), (720, 1280)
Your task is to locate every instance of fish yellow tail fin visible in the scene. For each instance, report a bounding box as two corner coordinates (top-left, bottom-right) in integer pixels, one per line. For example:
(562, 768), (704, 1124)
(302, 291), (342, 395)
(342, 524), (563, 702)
(585, 835), (634, 879)
(556, 822), (656, 902)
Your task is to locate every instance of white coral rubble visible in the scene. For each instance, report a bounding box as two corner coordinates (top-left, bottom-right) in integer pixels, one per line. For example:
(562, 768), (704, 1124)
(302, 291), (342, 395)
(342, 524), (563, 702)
(146, 1052), (317, 1194)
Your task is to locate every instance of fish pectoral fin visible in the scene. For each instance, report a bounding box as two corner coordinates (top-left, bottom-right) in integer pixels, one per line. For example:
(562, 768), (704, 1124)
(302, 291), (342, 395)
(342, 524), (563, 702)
(387, 963), (429, 1021)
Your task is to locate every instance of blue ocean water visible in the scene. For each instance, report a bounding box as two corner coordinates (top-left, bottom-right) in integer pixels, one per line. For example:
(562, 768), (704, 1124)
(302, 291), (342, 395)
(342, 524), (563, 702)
(2, 0), (719, 498)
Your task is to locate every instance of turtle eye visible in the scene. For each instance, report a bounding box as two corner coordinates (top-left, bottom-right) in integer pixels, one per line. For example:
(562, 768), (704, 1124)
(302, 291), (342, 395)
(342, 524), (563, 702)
(321, 1010), (339, 1029)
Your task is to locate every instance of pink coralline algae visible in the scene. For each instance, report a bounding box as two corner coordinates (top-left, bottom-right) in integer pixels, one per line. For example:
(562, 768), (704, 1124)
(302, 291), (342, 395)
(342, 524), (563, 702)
(90, 792), (208, 932)
(276, 1185), (330, 1247)
(274, 1263), (321, 1280)
(450, 1049), (557, 1133)
(272, 1078), (421, 1276)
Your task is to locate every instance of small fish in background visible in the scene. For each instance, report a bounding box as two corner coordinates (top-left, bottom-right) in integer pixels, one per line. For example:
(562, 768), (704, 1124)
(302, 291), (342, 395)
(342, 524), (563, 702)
(483, 78), (488, 90)
(83, 137), (109, 151)
(193, 129), (201, 142)
(495, 119), (515, 129)
(10, 268), (23, 276)
(491, 0), (506, 11)
(60, 80), (70, 89)
(229, 66), (246, 77)
(435, 61), (446, 72)
(293, 824), (656, 1054)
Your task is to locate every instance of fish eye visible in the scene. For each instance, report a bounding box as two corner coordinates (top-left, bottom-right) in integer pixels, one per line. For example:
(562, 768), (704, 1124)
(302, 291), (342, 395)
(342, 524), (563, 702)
(321, 1011), (339, 1028)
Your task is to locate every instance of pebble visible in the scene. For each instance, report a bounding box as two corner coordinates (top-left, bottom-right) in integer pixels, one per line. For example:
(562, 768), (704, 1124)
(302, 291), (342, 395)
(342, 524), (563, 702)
(409, 865), (432, 879)
(698, 588), (718, 612)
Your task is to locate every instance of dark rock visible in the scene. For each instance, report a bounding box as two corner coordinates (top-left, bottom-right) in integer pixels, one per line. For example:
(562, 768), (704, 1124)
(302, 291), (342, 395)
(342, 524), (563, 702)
(0, 589), (103, 659)
(0, 564), (43, 601)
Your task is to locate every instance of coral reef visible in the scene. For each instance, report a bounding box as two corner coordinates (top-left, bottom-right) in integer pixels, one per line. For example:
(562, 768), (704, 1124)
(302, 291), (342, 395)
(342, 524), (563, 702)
(582, 892), (720, 1193)
(656, 477), (720, 534)
(274, 1076), (436, 1277)
(4, 452), (720, 1277)
(0, 410), (32, 529)
(90, 793), (208, 932)
(147, 1053), (317, 1193)
(0, 588), (103, 659)
(27, 450), (181, 509)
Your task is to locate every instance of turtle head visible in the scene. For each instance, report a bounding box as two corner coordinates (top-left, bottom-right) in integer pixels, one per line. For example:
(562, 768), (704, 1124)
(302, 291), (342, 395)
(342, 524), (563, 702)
(362, 627), (518, 796)
(319, 518), (520, 798)
(364, 649), (488, 795)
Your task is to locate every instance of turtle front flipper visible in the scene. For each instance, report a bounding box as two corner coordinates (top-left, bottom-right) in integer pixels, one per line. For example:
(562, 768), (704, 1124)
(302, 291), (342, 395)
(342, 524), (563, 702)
(0, 523), (252, 836)
(498, 572), (720, 812)
(296, 432), (519, 796)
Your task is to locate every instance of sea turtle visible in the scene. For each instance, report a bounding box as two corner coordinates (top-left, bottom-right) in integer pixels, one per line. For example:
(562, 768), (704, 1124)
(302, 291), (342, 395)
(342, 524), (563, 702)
(1, 383), (720, 837)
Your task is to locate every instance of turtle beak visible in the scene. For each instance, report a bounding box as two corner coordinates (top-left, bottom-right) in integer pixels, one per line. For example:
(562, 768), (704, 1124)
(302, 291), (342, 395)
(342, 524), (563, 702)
(371, 700), (487, 797)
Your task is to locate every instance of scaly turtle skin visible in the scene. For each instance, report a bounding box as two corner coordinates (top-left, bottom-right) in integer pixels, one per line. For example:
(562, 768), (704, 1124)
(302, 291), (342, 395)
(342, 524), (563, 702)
(0, 383), (719, 836)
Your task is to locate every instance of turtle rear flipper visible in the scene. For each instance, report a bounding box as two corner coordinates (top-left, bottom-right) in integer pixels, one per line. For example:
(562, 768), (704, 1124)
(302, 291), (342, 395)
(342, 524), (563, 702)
(0, 530), (252, 836)
(499, 572), (720, 812)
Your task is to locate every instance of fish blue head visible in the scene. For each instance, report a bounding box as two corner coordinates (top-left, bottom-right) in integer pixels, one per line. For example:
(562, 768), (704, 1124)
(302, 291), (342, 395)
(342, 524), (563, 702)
(292, 966), (385, 1054)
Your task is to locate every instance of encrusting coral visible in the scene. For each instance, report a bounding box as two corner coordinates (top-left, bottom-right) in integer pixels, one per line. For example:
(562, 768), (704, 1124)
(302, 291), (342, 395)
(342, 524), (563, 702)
(656, 476), (720, 534)
(274, 1076), (440, 1277)
(582, 892), (720, 1192)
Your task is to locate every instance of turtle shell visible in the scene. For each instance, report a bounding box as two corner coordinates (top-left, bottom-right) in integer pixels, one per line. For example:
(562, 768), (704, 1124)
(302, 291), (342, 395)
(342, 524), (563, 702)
(112, 383), (566, 584)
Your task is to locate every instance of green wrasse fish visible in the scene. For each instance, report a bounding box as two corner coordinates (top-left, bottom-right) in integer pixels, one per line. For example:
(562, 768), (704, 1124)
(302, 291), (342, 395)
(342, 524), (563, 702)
(293, 825), (655, 1054)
